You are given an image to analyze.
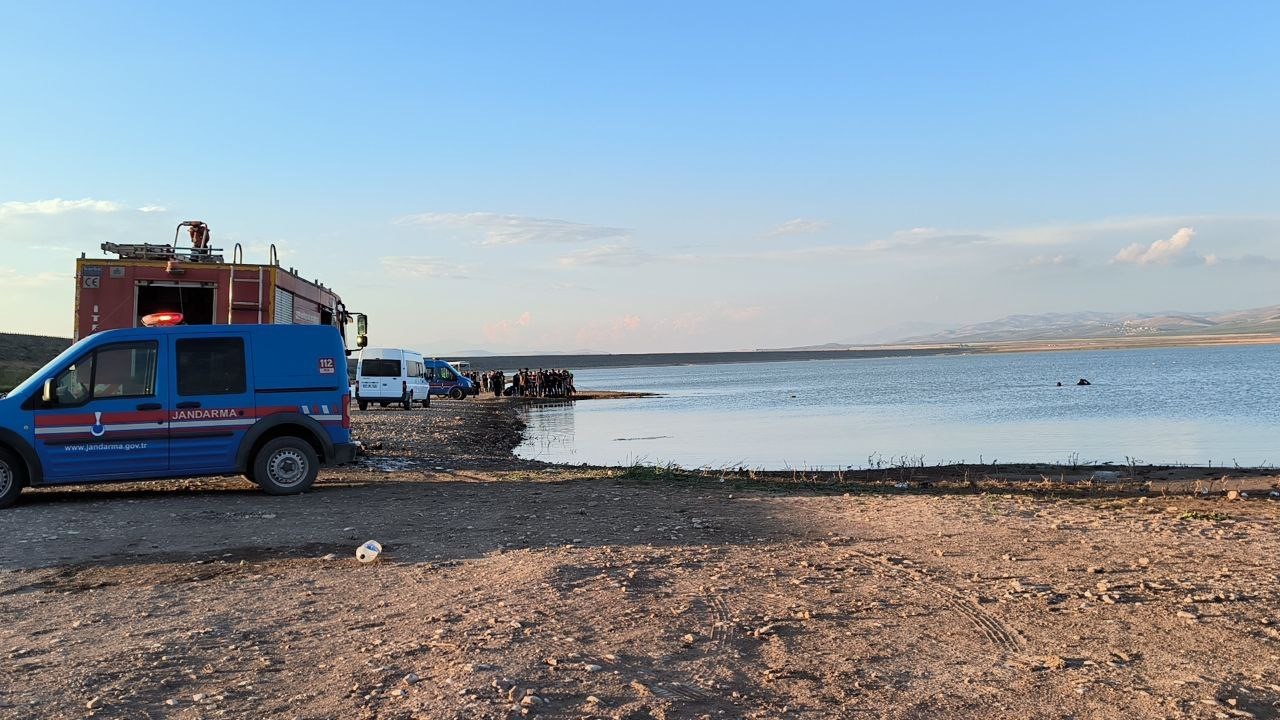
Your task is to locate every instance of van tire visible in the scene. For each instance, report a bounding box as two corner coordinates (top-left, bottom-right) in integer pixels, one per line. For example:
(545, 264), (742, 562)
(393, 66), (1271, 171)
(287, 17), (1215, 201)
(420, 393), (431, 408)
(253, 436), (319, 495)
(0, 448), (24, 509)
(357, 400), (368, 411)
(402, 393), (412, 410)
(449, 387), (464, 400)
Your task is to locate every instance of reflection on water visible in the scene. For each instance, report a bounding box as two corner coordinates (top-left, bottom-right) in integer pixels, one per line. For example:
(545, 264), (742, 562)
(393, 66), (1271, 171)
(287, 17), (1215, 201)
(515, 345), (1280, 469)
(518, 401), (577, 460)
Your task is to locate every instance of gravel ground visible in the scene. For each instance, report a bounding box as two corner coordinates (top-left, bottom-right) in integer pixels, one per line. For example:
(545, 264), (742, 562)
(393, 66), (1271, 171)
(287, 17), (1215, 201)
(2, 395), (1279, 719)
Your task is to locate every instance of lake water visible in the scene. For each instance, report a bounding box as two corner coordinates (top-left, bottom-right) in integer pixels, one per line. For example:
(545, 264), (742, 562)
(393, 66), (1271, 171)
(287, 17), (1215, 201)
(514, 345), (1280, 469)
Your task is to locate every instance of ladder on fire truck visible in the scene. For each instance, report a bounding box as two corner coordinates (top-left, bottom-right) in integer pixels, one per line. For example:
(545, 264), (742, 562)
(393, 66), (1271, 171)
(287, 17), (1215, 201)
(228, 243), (266, 324)
(101, 242), (224, 263)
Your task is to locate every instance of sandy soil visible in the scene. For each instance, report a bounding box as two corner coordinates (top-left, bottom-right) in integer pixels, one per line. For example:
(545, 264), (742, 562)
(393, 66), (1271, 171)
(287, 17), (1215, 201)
(2, 396), (1279, 720)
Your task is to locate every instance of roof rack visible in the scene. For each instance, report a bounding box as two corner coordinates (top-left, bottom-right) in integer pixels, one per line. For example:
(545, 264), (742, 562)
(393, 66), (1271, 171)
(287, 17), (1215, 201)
(100, 242), (225, 263)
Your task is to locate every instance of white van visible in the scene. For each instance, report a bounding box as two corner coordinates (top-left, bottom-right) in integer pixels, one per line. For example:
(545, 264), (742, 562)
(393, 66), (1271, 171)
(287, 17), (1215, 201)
(355, 348), (431, 410)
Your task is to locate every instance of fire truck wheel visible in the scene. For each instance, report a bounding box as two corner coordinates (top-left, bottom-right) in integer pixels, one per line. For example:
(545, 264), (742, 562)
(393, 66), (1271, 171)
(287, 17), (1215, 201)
(253, 436), (319, 495)
(449, 387), (465, 400)
(0, 448), (24, 509)
(357, 399), (368, 411)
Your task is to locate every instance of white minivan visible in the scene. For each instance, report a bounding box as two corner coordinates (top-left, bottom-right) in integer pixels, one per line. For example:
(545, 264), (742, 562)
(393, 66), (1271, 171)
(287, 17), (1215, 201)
(355, 348), (431, 410)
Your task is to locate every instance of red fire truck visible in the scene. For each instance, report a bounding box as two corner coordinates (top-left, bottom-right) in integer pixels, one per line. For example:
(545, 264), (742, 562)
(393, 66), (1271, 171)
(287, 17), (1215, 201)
(73, 220), (367, 352)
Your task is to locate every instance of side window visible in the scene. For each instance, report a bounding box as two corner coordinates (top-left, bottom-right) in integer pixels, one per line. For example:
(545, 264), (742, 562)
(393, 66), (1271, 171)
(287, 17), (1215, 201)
(93, 343), (158, 398)
(51, 342), (158, 405)
(177, 338), (247, 396)
(438, 367), (454, 381)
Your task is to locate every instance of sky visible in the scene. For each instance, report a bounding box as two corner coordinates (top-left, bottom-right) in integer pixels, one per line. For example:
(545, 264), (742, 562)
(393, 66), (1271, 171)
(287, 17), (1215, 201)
(1, 2), (1277, 353)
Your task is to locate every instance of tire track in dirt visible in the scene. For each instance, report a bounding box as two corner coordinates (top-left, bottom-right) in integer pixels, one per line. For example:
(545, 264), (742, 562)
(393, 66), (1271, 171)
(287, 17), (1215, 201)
(845, 549), (1025, 655)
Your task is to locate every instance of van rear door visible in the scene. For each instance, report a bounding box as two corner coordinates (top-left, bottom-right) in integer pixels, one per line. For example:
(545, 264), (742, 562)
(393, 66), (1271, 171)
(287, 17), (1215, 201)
(359, 356), (402, 400)
(168, 336), (256, 472)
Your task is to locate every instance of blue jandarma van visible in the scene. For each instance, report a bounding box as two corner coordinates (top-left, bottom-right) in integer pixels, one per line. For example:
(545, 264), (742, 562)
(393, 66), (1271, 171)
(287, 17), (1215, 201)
(425, 358), (476, 399)
(0, 323), (357, 508)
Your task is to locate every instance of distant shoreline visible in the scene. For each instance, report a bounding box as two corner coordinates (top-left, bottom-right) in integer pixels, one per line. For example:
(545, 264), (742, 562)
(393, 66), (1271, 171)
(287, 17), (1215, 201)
(453, 332), (1280, 371)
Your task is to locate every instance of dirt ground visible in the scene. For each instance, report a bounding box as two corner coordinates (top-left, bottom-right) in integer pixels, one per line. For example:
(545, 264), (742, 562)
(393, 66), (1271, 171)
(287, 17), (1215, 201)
(2, 396), (1279, 720)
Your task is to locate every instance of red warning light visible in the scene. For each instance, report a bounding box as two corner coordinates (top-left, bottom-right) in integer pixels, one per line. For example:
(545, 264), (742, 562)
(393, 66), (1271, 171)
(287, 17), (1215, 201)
(141, 312), (184, 327)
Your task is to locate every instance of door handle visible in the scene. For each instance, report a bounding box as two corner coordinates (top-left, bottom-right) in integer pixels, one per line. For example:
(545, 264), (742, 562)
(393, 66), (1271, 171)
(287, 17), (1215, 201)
(136, 402), (162, 411)
(176, 401), (202, 409)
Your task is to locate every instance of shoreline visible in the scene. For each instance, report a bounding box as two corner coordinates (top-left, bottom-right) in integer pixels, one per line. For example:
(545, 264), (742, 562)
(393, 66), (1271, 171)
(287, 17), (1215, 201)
(362, 393), (1280, 498)
(449, 332), (1280, 372)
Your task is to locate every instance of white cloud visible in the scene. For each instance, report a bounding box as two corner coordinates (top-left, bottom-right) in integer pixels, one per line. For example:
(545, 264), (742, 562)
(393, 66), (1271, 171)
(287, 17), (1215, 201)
(379, 256), (472, 279)
(138, 205), (167, 213)
(0, 198), (125, 217)
(768, 218), (830, 236)
(0, 267), (65, 288)
(865, 227), (996, 251)
(1201, 253), (1280, 269)
(397, 212), (630, 246)
(1026, 254), (1077, 267)
(1111, 227), (1195, 266)
(556, 243), (656, 267)
(482, 311), (534, 343)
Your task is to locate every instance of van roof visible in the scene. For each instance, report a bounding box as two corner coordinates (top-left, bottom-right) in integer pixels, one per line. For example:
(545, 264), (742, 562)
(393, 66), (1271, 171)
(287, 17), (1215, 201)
(359, 347), (421, 359)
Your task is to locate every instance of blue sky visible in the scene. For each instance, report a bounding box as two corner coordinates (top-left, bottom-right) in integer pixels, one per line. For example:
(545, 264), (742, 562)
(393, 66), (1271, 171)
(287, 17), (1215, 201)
(2, 2), (1277, 352)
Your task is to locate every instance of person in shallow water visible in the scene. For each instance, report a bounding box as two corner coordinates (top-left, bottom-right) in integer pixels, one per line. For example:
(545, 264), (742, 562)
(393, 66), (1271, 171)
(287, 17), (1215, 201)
(1077, 378), (1091, 385)
(1056, 382), (1063, 387)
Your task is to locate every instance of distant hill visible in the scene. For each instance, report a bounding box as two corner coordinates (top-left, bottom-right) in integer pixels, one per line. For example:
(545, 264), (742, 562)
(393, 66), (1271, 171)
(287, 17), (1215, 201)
(0, 333), (71, 391)
(765, 304), (1280, 350)
(899, 305), (1280, 344)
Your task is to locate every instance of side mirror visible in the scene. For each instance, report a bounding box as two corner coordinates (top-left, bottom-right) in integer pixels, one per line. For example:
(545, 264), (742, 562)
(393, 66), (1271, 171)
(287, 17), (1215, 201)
(41, 378), (55, 405)
(355, 313), (368, 349)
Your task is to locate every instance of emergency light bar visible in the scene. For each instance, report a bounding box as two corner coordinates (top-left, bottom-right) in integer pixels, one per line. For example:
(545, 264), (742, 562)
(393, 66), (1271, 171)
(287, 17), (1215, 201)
(141, 312), (184, 327)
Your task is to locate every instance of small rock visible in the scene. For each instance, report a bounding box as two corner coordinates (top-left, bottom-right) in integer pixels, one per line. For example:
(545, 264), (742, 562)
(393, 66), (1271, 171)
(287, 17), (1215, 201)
(583, 664), (603, 672)
(1137, 557), (1150, 567)
(192, 693), (207, 702)
(1044, 655), (1068, 670)
(681, 633), (697, 645)
(164, 699), (178, 706)
(544, 657), (558, 667)
(86, 697), (102, 710)
(586, 695), (602, 704)
(404, 673), (420, 685)
(1177, 609), (1199, 621)
(1226, 490), (1241, 501)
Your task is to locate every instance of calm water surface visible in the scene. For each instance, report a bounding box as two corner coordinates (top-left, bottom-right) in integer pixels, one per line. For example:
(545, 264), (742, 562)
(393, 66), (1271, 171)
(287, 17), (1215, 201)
(514, 346), (1280, 469)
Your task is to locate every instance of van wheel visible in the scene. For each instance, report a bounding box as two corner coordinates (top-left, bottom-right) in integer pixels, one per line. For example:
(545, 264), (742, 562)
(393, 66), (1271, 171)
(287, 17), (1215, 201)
(421, 394), (431, 408)
(253, 437), (319, 495)
(357, 399), (368, 411)
(0, 448), (24, 509)
(449, 387), (464, 400)
(403, 393), (412, 410)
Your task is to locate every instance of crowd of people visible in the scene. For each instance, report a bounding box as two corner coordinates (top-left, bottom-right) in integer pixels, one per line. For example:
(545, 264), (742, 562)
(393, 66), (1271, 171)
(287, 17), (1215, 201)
(474, 368), (576, 398)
